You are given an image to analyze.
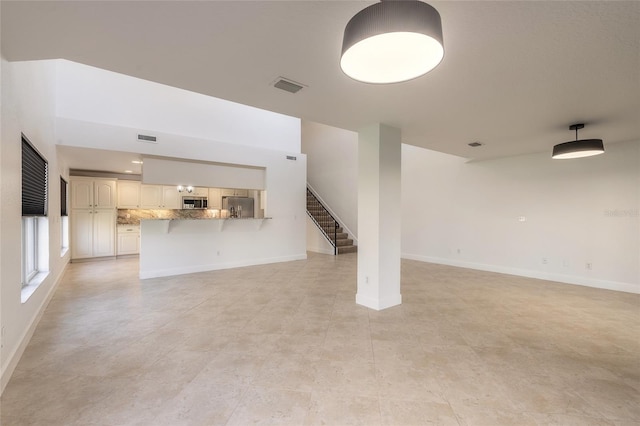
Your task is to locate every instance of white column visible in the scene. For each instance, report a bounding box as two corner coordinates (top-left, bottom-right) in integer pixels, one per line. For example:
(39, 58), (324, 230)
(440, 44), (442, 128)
(356, 124), (402, 310)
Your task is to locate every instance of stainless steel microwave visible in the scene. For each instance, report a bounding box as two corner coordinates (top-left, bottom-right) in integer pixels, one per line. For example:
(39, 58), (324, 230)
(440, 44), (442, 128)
(182, 196), (208, 209)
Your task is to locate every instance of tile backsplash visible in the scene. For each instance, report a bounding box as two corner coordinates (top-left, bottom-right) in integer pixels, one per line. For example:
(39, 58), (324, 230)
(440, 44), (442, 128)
(117, 209), (220, 225)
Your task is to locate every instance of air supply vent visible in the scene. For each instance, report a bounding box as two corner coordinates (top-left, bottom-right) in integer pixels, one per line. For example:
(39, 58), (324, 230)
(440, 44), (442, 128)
(137, 134), (157, 143)
(273, 77), (305, 94)
(468, 142), (483, 147)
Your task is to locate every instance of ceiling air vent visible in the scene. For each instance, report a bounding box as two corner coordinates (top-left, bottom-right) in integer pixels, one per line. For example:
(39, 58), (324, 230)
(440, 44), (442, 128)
(468, 142), (483, 147)
(273, 77), (305, 94)
(137, 134), (157, 143)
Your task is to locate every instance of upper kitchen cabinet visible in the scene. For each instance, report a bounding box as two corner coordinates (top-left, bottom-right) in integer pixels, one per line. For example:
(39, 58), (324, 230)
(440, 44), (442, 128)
(140, 185), (181, 209)
(192, 187), (208, 197)
(117, 181), (141, 208)
(162, 186), (181, 209)
(208, 188), (222, 209)
(71, 178), (117, 209)
(221, 188), (249, 197)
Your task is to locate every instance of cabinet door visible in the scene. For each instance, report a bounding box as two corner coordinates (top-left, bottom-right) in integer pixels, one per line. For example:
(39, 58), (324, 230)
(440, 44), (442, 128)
(93, 210), (115, 257)
(193, 187), (208, 197)
(140, 185), (163, 208)
(221, 188), (235, 197)
(234, 189), (249, 197)
(162, 186), (181, 209)
(117, 233), (139, 255)
(71, 209), (93, 259)
(117, 181), (141, 208)
(71, 179), (93, 209)
(94, 180), (117, 208)
(208, 188), (222, 209)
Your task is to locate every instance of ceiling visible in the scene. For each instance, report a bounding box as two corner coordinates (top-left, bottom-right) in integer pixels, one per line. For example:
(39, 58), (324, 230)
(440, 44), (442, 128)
(2, 1), (639, 162)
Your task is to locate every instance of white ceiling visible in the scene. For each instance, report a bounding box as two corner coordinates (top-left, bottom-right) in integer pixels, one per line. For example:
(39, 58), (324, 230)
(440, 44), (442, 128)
(3, 1), (639, 162)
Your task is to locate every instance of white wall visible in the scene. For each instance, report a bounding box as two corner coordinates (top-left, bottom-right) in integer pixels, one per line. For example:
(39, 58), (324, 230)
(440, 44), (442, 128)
(142, 157), (265, 189)
(301, 120), (358, 241)
(306, 216), (335, 255)
(1, 59), (70, 392)
(401, 141), (640, 293)
(56, 60), (300, 153)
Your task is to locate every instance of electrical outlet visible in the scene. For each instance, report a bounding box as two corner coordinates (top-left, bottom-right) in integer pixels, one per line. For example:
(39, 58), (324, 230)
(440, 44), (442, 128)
(456, 248), (461, 255)
(365, 276), (369, 284)
(542, 258), (548, 265)
(1, 327), (5, 349)
(217, 251), (221, 256)
(586, 262), (593, 270)
(518, 216), (526, 222)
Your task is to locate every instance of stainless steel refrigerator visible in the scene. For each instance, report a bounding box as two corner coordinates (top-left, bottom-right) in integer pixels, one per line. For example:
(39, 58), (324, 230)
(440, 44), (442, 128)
(222, 196), (255, 218)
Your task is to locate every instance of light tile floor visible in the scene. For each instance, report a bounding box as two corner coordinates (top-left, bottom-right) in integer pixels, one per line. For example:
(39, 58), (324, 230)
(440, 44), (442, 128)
(1, 252), (639, 425)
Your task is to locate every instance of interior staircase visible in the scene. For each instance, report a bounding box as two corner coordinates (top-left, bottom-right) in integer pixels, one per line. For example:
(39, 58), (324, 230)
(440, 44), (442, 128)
(307, 187), (357, 255)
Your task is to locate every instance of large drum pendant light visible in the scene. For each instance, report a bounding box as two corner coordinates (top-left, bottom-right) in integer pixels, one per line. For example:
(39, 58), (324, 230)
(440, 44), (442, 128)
(340, 0), (444, 84)
(552, 124), (605, 159)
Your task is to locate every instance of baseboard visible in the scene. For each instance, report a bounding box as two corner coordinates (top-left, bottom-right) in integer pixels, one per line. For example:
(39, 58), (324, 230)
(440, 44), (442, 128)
(1, 260), (69, 394)
(140, 253), (308, 279)
(306, 246), (335, 256)
(356, 293), (402, 311)
(401, 253), (639, 294)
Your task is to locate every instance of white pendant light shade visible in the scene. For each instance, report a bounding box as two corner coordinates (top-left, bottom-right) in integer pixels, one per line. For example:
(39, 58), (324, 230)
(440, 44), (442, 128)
(341, 1), (444, 84)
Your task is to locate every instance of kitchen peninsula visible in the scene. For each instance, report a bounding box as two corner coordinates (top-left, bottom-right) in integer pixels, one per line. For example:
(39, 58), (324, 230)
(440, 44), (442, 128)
(139, 216), (281, 279)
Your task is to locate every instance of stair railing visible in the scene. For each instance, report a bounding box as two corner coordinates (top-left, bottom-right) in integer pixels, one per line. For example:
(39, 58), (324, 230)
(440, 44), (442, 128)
(306, 187), (338, 255)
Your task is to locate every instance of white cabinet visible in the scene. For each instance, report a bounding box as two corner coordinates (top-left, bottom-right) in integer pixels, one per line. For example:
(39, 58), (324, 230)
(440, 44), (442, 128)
(208, 188), (222, 209)
(140, 185), (162, 208)
(71, 178), (116, 209)
(162, 186), (181, 209)
(71, 209), (116, 259)
(221, 188), (249, 197)
(192, 187), (208, 197)
(141, 185), (181, 209)
(70, 177), (117, 260)
(117, 181), (141, 208)
(117, 226), (140, 255)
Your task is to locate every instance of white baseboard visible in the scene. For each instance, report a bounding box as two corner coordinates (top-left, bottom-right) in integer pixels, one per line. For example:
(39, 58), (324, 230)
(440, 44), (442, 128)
(401, 253), (639, 294)
(140, 253), (308, 279)
(1, 261), (69, 394)
(356, 293), (402, 311)
(307, 246), (335, 256)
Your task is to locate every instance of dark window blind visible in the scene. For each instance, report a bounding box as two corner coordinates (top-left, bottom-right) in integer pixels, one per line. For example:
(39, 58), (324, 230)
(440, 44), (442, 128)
(22, 135), (48, 216)
(60, 177), (68, 216)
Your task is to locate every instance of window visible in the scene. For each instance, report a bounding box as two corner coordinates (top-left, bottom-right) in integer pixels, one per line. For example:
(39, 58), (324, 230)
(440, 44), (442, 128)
(61, 177), (69, 255)
(60, 177), (68, 216)
(21, 134), (49, 291)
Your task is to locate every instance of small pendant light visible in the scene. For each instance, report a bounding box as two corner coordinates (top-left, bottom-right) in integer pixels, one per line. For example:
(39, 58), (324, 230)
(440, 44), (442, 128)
(340, 0), (444, 84)
(552, 124), (605, 159)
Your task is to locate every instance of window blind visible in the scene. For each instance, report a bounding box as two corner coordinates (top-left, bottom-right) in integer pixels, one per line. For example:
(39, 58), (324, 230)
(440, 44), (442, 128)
(60, 177), (68, 216)
(22, 134), (48, 216)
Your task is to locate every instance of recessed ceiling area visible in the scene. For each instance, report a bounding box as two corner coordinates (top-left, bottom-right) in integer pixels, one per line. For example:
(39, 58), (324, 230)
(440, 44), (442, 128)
(4, 1), (639, 160)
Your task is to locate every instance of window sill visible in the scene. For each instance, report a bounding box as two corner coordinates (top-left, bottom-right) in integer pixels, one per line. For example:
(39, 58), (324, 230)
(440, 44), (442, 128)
(21, 271), (49, 303)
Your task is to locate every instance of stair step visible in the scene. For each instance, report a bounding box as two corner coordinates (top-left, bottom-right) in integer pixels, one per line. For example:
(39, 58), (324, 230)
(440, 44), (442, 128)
(337, 245), (358, 254)
(335, 238), (353, 247)
(321, 227), (343, 235)
(330, 232), (348, 240)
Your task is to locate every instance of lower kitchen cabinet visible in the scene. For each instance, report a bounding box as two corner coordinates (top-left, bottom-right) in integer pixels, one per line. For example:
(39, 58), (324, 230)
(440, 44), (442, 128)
(117, 226), (140, 255)
(71, 209), (116, 259)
